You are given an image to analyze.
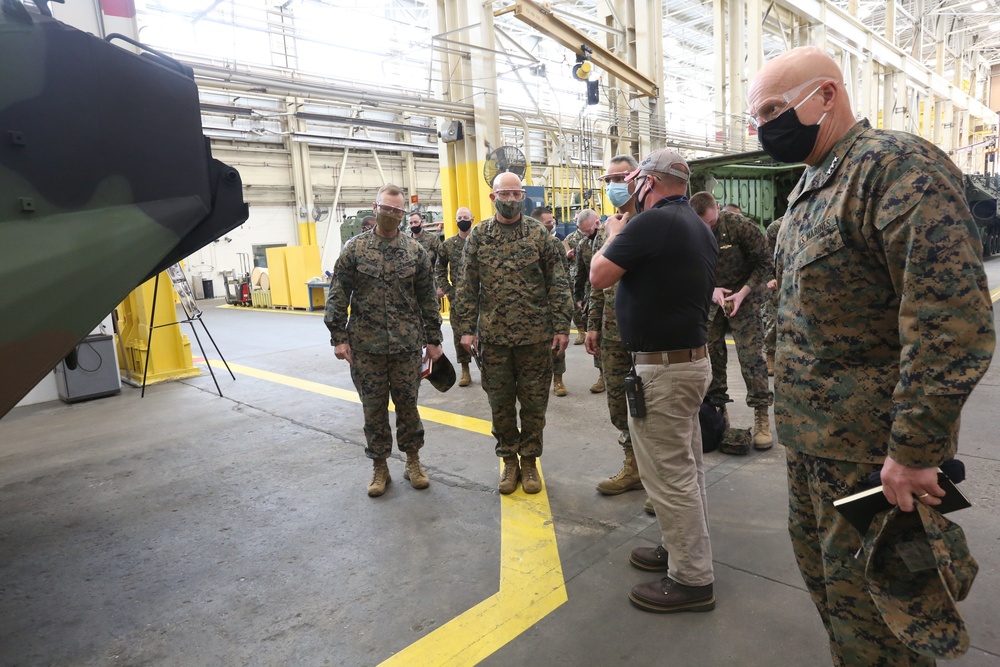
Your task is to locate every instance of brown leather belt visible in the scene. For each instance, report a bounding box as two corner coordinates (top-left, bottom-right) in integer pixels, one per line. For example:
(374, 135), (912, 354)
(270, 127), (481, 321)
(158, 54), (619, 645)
(634, 346), (708, 365)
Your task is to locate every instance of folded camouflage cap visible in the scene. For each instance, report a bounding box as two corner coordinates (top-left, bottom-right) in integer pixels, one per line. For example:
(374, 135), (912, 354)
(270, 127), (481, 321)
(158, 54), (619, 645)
(862, 503), (978, 659)
(424, 352), (456, 392)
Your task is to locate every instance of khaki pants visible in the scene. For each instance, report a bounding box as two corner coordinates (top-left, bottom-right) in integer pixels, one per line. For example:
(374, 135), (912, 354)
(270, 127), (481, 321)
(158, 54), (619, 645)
(630, 355), (713, 587)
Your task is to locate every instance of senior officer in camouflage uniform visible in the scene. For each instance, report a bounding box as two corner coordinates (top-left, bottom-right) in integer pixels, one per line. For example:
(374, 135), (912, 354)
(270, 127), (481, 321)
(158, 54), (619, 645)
(750, 47), (994, 665)
(326, 184), (445, 498)
(586, 154), (644, 496)
(455, 173), (573, 494)
(437, 206), (475, 386)
(573, 209), (604, 393)
(689, 192), (774, 449)
(532, 206), (571, 397)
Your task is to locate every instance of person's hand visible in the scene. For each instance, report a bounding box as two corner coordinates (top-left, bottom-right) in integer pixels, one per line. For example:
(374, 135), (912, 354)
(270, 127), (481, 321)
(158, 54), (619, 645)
(712, 287), (731, 308)
(604, 212), (630, 239)
(566, 248), (576, 260)
(334, 343), (353, 365)
(726, 286), (750, 317)
(436, 287), (445, 299)
(766, 278), (777, 291)
(880, 456), (945, 512)
(576, 300), (584, 311)
(552, 333), (569, 357)
(425, 344), (443, 362)
(461, 334), (478, 356)
(585, 331), (600, 356)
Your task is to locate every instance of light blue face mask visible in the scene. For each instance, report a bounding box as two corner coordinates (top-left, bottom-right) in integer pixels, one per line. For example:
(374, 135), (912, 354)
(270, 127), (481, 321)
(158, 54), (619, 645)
(606, 182), (633, 208)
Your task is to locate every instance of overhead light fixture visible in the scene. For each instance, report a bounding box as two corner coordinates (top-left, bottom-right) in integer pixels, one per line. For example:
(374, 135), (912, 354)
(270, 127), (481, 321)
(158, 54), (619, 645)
(971, 1), (987, 10)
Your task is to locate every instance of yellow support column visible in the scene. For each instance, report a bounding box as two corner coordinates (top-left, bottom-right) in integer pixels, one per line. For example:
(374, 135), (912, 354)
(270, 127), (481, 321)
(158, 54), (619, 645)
(116, 272), (199, 385)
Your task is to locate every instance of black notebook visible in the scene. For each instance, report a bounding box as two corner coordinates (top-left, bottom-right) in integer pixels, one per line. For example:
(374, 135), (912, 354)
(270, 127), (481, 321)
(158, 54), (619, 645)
(833, 470), (972, 535)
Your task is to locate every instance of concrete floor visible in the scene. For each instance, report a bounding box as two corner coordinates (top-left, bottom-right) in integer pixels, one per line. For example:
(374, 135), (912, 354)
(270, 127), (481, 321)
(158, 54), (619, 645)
(3, 267), (1000, 665)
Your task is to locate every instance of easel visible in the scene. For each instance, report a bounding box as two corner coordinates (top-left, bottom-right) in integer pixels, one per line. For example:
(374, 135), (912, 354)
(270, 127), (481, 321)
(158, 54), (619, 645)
(141, 267), (235, 398)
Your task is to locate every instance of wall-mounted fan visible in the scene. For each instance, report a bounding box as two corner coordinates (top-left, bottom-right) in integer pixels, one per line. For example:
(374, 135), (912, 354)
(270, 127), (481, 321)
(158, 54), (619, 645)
(483, 145), (527, 186)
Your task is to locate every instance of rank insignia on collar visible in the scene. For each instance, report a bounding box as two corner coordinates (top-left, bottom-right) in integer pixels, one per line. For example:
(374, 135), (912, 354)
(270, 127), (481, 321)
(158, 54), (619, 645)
(826, 156), (839, 176)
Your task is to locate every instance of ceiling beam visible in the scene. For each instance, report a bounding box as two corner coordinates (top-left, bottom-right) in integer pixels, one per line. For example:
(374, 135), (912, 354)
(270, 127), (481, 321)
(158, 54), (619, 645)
(501, 0), (659, 97)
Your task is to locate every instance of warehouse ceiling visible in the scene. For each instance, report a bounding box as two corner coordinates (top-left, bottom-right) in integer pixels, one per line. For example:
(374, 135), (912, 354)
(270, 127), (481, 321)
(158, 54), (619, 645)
(135, 0), (999, 156)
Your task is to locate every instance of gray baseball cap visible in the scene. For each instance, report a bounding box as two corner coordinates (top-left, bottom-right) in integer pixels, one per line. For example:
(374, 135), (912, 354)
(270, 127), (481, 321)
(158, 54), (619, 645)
(625, 148), (689, 182)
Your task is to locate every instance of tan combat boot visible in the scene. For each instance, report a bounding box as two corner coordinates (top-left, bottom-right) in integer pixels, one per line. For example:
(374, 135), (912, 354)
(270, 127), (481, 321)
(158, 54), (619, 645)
(753, 407), (773, 450)
(574, 331), (586, 345)
(458, 362), (472, 387)
(403, 451), (430, 489)
(553, 375), (568, 397)
(590, 372), (606, 394)
(367, 458), (391, 497)
(498, 456), (520, 494)
(596, 449), (643, 495)
(766, 353), (775, 377)
(520, 456), (542, 494)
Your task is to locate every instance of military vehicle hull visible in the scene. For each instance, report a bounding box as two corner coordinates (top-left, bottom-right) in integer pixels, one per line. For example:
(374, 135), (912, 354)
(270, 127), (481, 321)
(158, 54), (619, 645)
(1, 7), (249, 417)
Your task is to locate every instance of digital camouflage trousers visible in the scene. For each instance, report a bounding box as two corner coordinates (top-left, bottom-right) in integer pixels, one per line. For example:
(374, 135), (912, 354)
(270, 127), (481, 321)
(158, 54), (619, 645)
(349, 348), (424, 459)
(481, 340), (553, 458)
(786, 449), (935, 667)
(600, 336), (632, 450)
(707, 294), (773, 409)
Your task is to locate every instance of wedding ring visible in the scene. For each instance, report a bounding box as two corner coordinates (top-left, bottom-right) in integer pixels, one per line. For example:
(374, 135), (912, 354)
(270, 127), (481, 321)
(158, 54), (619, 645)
(916, 492), (930, 498)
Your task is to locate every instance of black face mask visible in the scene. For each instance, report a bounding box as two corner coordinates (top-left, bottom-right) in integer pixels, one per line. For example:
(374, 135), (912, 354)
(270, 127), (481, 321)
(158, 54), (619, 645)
(456, 219), (472, 232)
(410, 225), (422, 235)
(758, 108), (826, 164)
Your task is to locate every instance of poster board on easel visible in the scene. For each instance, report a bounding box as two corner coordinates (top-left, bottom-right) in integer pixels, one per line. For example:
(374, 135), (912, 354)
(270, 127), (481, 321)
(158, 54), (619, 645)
(166, 264), (202, 320)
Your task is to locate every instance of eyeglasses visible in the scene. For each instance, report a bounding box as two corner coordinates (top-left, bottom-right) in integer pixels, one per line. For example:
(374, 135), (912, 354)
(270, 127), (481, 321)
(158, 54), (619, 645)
(494, 189), (526, 202)
(747, 77), (832, 129)
(601, 173), (630, 185)
(375, 203), (407, 220)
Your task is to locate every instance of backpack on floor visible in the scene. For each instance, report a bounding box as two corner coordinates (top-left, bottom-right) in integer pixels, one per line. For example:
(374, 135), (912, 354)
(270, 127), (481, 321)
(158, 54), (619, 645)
(699, 400), (726, 453)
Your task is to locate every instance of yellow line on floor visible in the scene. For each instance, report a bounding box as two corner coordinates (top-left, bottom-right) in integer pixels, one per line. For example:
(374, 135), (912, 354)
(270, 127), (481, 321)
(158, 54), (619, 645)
(202, 360), (567, 666)
(991, 285), (1000, 303)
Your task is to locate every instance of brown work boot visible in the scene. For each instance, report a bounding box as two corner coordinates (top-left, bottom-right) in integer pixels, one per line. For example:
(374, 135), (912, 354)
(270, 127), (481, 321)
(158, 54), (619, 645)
(629, 577), (715, 614)
(766, 352), (775, 377)
(498, 456), (520, 495)
(590, 373), (606, 393)
(403, 451), (430, 489)
(597, 449), (643, 495)
(553, 375), (567, 397)
(630, 545), (669, 572)
(520, 456), (542, 494)
(458, 362), (472, 387)
(643, 497), (655, 516)
(367, 458), (391, 497)
(574, 331), (586, 345)
(753, 407), (773, 450)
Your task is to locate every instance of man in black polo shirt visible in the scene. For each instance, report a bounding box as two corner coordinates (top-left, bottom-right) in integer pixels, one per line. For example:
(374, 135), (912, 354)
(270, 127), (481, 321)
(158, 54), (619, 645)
(591, 148), (719, 614)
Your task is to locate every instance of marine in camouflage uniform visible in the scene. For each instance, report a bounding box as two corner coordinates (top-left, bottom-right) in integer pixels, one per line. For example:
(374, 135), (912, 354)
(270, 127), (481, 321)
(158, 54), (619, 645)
(752, 48), (995, 666)
(436, 228), (472, 373)
(408, 212), (442, 276)
(564, 227), (588, 340)
(326, 187), (444, 497)
(690, 196), (774, 449)
(454, 175), (573, 494)
(573, 212), (604, 386)
(762, 216), (783, 374)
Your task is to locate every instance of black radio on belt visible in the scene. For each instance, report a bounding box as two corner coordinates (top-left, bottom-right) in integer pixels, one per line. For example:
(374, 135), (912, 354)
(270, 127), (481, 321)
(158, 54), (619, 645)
(624, 368), (646, 418)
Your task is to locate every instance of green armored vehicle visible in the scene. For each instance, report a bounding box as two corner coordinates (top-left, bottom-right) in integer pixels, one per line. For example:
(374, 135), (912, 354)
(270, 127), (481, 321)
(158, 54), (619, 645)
(1, 3), (249, 417)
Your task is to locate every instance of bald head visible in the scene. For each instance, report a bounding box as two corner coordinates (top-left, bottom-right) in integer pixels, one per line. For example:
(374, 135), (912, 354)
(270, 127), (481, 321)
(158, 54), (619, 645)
(456, 206), (473, 219)
(748, 46), (856, 166)
(492, 171), (523, 191)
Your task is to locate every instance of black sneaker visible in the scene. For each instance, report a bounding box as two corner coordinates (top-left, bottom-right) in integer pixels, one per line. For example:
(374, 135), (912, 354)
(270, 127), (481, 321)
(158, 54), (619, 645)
(629, 545), (669, 572)
(628, 577), (715, 614)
